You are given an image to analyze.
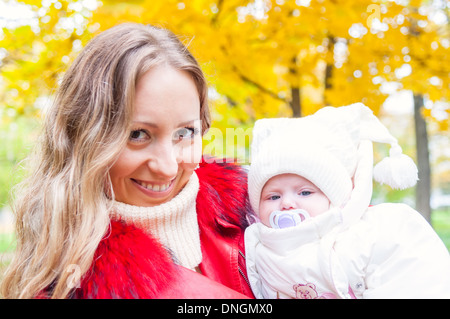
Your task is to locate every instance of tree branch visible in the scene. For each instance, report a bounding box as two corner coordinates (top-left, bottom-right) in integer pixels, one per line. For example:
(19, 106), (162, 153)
(211, 0), (224, 26)
(236, 70), (287, 103)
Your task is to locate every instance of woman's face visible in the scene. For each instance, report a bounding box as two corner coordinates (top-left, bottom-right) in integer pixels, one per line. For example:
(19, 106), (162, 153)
(109, 65), (202, 207)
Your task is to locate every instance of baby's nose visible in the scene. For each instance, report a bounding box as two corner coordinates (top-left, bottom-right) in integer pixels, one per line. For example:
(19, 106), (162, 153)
(281, 196), (296, 210)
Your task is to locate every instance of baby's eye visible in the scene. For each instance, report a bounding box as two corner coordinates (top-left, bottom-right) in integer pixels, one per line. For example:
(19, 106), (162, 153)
(268, 195), (281, 200)
(129, 129), (150, 142)
(299, 191), (312, 196)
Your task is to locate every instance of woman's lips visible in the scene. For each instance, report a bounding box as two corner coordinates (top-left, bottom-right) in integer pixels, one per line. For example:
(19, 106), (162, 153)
(131, 178), (175, 197)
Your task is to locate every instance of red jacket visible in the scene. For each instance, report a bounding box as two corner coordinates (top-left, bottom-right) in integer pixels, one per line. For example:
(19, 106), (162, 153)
(74, 159), (255, 299)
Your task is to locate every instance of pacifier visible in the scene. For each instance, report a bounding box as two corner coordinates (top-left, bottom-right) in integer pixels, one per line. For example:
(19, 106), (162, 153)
(269, 209), (310, 229)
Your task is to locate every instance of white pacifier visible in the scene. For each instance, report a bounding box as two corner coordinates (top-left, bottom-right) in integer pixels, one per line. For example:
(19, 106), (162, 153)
(269, 209), (310, 229)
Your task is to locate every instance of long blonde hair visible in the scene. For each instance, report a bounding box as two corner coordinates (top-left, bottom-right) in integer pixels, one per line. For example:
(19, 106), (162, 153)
(1, 23), (210, 299)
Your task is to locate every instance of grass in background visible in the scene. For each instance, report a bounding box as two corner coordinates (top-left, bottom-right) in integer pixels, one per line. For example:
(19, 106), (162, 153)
(0, 117), (39, 208)
(0, 117), (38, 280)
(432, 208), (450, 251)
(0, 232), (15, 255)
(0, 232), (15, 277)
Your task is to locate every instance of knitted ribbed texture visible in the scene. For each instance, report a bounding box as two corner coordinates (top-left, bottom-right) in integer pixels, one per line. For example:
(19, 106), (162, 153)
(110, 172), (202, 270)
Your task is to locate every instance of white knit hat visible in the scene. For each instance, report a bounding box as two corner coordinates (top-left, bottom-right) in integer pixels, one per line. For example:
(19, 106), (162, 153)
(248, 103), (418, 215)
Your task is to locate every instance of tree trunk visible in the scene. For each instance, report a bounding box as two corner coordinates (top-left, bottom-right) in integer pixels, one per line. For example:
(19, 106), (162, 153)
(289, 56), (301, 118)
(324, 36), (336, 106)
(290, 86), (301, 118)
(413, 93), (431, 223)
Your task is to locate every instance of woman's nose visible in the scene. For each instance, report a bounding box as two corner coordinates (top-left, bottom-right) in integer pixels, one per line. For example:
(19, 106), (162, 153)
(148, 141), (179, 179)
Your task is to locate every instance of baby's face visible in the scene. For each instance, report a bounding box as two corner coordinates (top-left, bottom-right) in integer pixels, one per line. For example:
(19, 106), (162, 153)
(259, 173), (331, 227)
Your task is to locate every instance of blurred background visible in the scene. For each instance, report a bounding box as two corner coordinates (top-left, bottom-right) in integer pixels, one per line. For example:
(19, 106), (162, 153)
(0, 0), (449, 266)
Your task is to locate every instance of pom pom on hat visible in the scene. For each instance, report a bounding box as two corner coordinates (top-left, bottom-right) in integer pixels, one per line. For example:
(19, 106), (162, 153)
(373, 143), (418, 189)
(314, 103), (419, 190)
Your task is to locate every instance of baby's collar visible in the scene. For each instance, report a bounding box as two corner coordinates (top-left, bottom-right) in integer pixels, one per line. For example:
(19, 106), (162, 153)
(256, 207), (343, 251)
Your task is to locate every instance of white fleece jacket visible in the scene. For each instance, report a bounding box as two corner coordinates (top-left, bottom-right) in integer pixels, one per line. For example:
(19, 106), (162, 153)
(245, 142), (450, 299)
(245, 203), (450, 299)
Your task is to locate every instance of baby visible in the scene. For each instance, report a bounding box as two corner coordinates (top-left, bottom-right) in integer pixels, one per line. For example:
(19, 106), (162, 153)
(245, 103), (450, 299)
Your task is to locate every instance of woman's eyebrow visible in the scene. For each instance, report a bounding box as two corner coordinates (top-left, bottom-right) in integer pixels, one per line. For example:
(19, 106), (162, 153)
(132, 121), (158, 128)
(132, 119), (200, 128)
(177, 119), (200, 127)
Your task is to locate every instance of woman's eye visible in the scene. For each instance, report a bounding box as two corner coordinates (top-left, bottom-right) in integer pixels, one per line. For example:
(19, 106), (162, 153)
(173, 127), (199, 141)
(129, 129), (149, 142)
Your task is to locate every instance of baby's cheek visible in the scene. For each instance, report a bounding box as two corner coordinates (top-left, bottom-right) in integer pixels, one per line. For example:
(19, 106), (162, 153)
(307, 195), (331, 217)
(258, 202), (274, 227)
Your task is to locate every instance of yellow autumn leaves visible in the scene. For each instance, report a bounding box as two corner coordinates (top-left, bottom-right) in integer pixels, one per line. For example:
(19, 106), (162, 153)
(0, 0), (448, 128)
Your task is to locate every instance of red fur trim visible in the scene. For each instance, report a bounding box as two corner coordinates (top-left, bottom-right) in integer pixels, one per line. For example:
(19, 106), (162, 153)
(76, 220), (176, 299)
(196, 158), (252, 235)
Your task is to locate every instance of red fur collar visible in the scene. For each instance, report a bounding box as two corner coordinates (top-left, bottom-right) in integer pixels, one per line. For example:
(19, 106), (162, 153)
(195, 158), (251, 235)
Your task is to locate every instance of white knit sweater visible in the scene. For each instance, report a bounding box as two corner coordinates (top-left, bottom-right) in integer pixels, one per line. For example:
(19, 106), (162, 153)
(110, 172), (202, 270)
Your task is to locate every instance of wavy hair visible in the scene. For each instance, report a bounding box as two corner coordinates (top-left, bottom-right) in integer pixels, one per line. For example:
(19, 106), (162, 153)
(1, 23), (210, 299)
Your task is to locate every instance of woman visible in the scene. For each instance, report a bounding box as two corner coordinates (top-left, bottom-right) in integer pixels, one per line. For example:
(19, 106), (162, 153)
(1, 23), (254, 299)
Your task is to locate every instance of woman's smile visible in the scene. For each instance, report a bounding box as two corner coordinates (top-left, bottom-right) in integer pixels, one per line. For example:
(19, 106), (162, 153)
(132, 178), (174, 192)
(131, 177), (176, 197)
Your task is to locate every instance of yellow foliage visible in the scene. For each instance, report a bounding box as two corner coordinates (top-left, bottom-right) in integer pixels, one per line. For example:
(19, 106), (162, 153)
(0, 0), (448, 132)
